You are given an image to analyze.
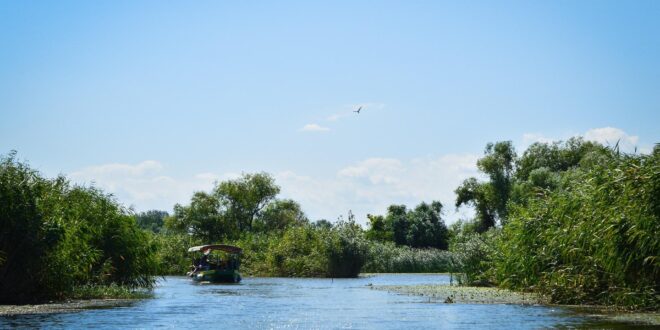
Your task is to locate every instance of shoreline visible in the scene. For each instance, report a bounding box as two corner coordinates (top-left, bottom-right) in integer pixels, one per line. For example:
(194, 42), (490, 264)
(0, 299), (139, 316)
(373, 284), (660, 326)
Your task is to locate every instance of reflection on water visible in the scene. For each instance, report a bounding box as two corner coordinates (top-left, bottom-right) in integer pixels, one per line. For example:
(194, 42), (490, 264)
(0, 274), (647, 329)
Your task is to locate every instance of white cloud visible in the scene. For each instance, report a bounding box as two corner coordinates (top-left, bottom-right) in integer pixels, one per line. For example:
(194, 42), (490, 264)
(276, 154), (480, 225)
(300, 123), (330, 132)
(69, 153), (479, 225)
(521, 127), (647, 153)
(584, 127), (640, 152)
(522, 133), (555, 146)
(70, 161), (217, 212)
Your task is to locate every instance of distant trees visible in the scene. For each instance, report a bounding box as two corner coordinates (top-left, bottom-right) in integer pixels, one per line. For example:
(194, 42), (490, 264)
(455, 138), (608, 232)
(135, 210), (168, 233)
(255, 199), (308, 233)
(215, 173), (280, 232)
(365, 201), (449, 249)
(165, 173), (307, 242)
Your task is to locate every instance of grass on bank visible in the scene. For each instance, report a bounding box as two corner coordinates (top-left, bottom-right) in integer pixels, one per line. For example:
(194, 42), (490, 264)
(69, 284), (153, 300)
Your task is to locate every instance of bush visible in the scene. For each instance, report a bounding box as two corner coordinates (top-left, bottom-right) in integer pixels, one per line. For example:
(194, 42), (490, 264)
(152, 233), (201, 275)
(0, 153), (158, 303)
(325, 221), (369, 277)
(364, 241), (455, 273)
(496, 150), (659, 309)
(452, 230), (498, 286)
(266, 226), (327, 277)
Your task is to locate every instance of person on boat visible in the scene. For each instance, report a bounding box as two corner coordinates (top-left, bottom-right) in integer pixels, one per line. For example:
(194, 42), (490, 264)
(199, 250), (210, 270)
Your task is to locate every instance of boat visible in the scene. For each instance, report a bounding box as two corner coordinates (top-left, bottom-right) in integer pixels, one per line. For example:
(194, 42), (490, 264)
(187, 244), (242, 283)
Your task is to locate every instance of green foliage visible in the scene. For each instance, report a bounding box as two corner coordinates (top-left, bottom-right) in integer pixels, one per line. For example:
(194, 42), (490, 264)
(0, 152), (158, 303)
(365, 214), (390, 241)
(495, 150), (659, 309)
(230, 233), (274, 276)
(515, 137), (605, 181)
(406, 202), (449, 249)
(135, 210), (168, 233)
(455, 178), (496, 233)
(455, 141), (516, 231)
(312, 219), (333, 229)
(266, 226), (327, 277)
(165, 173), (298, 242)
(215, 172), (280, 232)
(325, 220), (369, 277)
(451, 230), (499, 286)
(254, 199), (308, 233)
(366, 201), (449, 249)
(152, 233), (201, 275)
(166, 191), (234, 242)
(0, 152), (58, 302)
(364, 241), (455, 273)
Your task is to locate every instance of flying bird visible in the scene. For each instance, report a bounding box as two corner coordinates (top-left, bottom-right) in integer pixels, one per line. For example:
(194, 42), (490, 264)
(354, 106), (362, 114)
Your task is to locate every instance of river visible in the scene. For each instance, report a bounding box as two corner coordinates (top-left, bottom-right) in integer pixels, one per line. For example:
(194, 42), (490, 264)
(0, 274), (651, 329)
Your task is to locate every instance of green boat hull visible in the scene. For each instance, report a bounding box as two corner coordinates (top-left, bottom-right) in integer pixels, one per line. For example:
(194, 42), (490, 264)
(192, 269), (242, 283)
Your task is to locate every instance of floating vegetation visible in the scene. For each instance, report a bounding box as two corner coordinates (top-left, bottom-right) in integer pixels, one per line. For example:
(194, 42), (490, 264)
(372, 284), (547, 305)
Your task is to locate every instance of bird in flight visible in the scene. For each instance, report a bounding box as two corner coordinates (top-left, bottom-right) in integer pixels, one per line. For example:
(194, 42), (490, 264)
(354, 106), (362, 114)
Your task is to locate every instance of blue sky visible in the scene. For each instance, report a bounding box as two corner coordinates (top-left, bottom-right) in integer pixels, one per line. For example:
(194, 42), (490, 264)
(1, 1), (658, 224)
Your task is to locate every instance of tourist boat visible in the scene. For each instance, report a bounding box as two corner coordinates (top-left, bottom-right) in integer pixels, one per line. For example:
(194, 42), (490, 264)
(187, 244), (242, 283)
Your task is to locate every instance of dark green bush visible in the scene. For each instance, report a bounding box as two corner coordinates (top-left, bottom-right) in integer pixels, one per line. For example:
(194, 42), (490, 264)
(324, 221), (369, 277)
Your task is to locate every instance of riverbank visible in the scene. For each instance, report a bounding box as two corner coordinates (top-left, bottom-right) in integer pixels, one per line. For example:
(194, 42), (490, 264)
(0, 299), (139, 316)
(373, 284), (660, 327)
(372, 283), (547, 305)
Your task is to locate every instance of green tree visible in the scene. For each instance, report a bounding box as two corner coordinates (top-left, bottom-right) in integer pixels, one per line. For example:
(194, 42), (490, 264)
(369, 202), (449, 249)
(365, 214), (390, 241)
(455, 141), (516, 231)
(325, 220), (369, 277)
(387, 205), (409, 246)
(135, 210), (169, 233)
(165, 173), (285, 241)
(214, 173), (280, 232)
(312, 219), (333, 229)
(254, 199), (308, 232)
(515, 137), (605, 181)
(454, 177), (496, 233)
(166, 191), (235, 242)
(405, 201), (449, 249)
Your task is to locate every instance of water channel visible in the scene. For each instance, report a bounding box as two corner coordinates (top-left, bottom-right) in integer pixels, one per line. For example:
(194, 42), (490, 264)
(0, 274), (650, 329)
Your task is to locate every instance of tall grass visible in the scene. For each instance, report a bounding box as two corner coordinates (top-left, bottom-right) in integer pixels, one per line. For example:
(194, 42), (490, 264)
(0, 153), (158, 303)
(363, 241), (455, 273)
(495, 150), (659, 309)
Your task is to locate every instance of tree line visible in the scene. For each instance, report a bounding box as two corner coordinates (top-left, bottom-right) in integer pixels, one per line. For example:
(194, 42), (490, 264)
(2, 137), (656, 309)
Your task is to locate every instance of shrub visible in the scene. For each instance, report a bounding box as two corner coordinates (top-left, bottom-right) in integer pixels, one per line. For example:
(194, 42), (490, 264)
(364, 241), (455, 273)
(266, 226), (327, 277)
(324, 221), (369, 277)
(0, 153), (158, 303)
(496, 150), (659, 309)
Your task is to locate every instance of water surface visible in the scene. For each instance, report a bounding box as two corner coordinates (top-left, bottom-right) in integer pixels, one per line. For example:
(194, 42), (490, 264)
(0, 274), (645, 329)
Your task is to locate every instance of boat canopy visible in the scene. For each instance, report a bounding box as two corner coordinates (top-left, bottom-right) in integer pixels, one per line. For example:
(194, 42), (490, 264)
(188, 244), (243, 254)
